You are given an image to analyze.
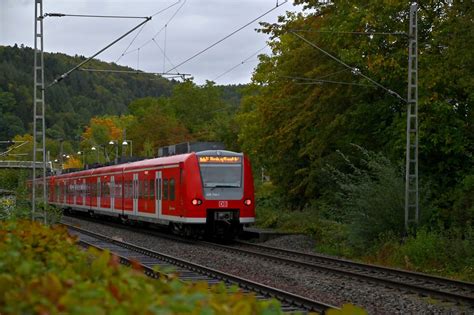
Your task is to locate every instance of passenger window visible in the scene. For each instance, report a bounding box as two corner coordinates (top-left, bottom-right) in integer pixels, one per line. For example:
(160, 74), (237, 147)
(169, 178), (175, 201)
(163, 179), (169, 200)
(155, 178), (162, 200)
(149, 179), (154, 199)
(144, 180), (149, 198)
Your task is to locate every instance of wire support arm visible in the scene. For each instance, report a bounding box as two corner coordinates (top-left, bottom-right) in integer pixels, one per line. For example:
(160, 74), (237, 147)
(290, 31), (407, 103)
(46, 17), (152, 89)
(79, 68), (190, 77)
(43, 13), (150, 19)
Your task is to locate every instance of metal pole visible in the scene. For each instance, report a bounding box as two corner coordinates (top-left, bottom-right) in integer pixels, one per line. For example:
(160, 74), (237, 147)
(405, 3), (419, 232)
(33, 0), (47, 223)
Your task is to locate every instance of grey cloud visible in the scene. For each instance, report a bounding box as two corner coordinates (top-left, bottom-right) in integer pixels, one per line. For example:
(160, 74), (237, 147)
(0, 0), (297, 84)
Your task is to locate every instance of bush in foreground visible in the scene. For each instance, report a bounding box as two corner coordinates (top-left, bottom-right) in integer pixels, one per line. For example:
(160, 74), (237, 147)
(0, 220), (282, 314)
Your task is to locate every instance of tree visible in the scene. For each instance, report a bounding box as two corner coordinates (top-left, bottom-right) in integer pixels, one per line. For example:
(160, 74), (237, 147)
(238, 0), (473, 212)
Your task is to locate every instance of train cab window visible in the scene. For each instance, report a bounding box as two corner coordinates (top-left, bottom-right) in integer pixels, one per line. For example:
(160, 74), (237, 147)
(149, 179), (154, 199)
(163, 179), (169, 200)
(169, 178), (175, 201)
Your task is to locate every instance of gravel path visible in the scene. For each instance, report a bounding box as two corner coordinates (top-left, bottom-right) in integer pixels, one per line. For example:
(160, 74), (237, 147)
(62, 215), (470, 315)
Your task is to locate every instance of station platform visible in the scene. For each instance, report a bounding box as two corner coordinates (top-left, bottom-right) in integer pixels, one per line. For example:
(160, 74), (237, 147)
(240, 227), (297, 242)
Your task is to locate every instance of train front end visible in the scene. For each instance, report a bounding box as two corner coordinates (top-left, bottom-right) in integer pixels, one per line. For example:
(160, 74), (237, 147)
(193, 150), (255, 238)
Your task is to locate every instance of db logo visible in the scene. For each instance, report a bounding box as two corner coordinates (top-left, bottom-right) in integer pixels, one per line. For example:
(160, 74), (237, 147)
(218, 201), (228, 208)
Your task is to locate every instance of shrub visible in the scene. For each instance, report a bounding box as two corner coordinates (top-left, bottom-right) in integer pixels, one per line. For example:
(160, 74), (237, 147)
(369, 227), (474, 281)
(0, 220), (283, 314)
(326, 146), (430, 250)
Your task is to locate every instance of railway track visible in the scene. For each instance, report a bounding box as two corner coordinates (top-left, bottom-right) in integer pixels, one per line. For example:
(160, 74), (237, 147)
(63, 223), (337, 314)
(62, 214), (474, 309)
(202, 240), (474, 308)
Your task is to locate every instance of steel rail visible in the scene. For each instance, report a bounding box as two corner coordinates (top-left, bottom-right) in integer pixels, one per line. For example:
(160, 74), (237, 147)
(201, 241), (474, 307)
(64, 223), (337, 314)
(62, 215), (473, 307)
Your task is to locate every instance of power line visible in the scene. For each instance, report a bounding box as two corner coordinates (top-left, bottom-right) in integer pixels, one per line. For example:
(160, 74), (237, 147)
(294, 79), (375, 87)
(116, 1), (185, 63)
(122, 0), (187, 57)
(151, 0), (182, 17)
(281, 69), (350, 83)
(47, 17), (152, 88)
(115, 23), (148, 63)
(290, 29), (407, 37)
(213, 45), (268, 81)
(166, 0), (288, 73)
(152, 38), (178, 71)
(290, 31), (407, 102)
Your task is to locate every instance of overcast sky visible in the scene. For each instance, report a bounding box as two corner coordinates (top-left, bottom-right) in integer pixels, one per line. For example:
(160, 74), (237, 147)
(0, 0), (301, 85)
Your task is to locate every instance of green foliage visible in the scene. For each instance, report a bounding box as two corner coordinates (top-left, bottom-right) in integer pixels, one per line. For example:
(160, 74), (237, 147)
(369, 228), (474, 281)
(327, 304), (367, 315)
(127, 97), (191, 156)
(0, 220), (285, 314)
(326, 147), (409, 249)
(0, 44), (175, 142)
(239, 0), (473, 215)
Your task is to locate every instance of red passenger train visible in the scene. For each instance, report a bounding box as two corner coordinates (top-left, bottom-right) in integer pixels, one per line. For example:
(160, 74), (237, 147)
(47, 150), (255, 238)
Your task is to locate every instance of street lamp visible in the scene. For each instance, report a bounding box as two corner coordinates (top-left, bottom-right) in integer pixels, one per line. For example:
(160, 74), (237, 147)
(77, 151), (85, 167)
(108, 140), (119, 164)
(122, 139), (133, 157)
(91, 146), (99, 163)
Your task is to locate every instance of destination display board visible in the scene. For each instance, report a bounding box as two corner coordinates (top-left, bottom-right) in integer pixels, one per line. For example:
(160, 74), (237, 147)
(198, 156), (241, 164)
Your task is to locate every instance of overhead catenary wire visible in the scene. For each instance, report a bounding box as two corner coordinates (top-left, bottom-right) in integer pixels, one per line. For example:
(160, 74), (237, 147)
(0, 141), (30, 157)
(165, 0), (288, 73)
(116, 0), (185, 64)
(115, 23), (148, 63)
(281, 69), (350, 83)
(152, 38), (178, 71)
(294, 79), (375, 87)
(151, 0), (182, 17)
(121, 0), (187, 58)
(213, 44), (269, 81)
(290, 31), (407, 102)
(290, 29), (408, 37)
(163, 25), (167, 72)
(47, 17), (152, 88)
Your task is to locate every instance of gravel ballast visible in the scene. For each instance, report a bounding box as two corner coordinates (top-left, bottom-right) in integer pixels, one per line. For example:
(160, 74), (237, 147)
(62, 215), (469, 315)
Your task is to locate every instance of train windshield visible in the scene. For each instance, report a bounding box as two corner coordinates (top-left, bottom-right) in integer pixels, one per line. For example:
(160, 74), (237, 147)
(199, 163), (242, 188)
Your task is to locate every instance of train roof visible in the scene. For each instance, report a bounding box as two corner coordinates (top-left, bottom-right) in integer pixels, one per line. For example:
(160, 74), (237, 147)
(54, 153), (195, 179)
(51, 150), (245, 180)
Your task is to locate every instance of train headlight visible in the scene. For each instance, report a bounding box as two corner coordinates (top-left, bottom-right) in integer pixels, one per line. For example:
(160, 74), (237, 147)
(192, 198), (202, 206)
(244, 199), (252, 206)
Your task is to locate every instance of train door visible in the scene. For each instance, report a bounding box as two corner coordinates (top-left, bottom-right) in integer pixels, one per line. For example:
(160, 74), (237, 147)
(81, 179), (85, 206)
(161, 168), (181, 217)
(97, 177), (101, 210)
(133, 173), (138, 215)
(111, 176), (115, 211)
(155, 171), (162, 218)
(72, 179), (76, 205)
(63, 181), (66, 204)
